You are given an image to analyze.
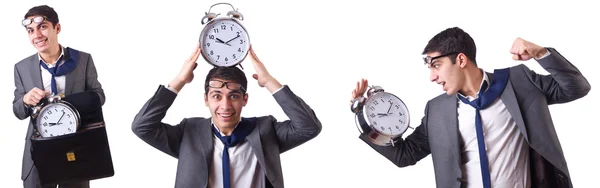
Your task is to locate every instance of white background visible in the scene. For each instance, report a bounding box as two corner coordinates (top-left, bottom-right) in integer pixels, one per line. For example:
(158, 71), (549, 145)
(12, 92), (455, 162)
(1, 0), (598, 187)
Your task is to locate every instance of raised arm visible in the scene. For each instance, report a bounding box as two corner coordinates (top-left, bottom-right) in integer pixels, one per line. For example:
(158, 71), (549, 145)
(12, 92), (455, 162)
(510, 38), (591, 104)
(132, 86), (186, 158)
(132, 43), (202, 158)
(248, 46), (322, 153)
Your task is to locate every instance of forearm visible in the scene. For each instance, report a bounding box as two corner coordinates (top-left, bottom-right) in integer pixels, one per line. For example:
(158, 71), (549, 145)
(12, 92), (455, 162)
(264, 78), (283, 94)
(359, 122), (431, 167)
(168, 78), (186, 93)
(12, 96), (30, 120)
(132, 85), (183, 157)
(273, 85), (322, 152)
(533, 48), (591, 103)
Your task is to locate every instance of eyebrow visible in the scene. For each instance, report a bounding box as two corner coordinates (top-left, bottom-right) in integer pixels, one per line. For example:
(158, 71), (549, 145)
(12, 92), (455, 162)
(26, 22), (47, 30)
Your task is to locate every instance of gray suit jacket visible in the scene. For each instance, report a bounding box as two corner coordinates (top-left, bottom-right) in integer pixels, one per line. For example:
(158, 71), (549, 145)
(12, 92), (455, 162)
(132, 85), (322, 188)
(360, 48), (591, 188)
(12, 47), (105, 181)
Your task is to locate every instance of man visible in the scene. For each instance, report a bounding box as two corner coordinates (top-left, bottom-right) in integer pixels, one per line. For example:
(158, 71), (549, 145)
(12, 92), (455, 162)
(351, 27), (590, 188)
(131, 43), (322, 188)
(12, 5), (105, 188)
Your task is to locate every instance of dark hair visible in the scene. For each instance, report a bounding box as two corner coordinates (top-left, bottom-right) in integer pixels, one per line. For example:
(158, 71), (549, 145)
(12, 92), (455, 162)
(204, 67), (248, 94)
(422, 27), (477, 65)
(24, 5), (59, 27)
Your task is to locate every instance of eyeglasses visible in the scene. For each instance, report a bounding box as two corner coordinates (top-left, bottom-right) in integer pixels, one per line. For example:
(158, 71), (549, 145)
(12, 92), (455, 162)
(206, 80), (246, 93)
(22, 16), (49, 27)
(423, 52), (459, 65)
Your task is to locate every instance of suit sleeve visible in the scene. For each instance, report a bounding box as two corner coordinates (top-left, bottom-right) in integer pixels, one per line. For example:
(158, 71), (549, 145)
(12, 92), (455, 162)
(13, 64), (30, 120)
(270, 85), (322, 153)
(84, 54), (106, 106)
(523, 48), (591, 104)
(132, 85), (186, 158)
(359, 102), (431, 167)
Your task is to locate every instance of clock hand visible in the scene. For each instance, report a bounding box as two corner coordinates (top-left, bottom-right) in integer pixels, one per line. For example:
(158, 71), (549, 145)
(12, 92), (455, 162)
(377, 113), (388, 117)
(386, 102), (393, 114)
(56, 111), (65, 123)
(215, 38), (231, 46)
(225, 35), (240, 44)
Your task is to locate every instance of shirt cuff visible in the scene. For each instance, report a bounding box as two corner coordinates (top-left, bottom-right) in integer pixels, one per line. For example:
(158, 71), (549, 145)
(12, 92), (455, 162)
(272, 85), (285, 94)
(534, 48), (551, 60)
(165, 84), (179, 94)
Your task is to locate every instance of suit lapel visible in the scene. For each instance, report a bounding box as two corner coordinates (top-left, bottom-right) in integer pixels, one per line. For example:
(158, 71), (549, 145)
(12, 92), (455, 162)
(500, 79), (529, 142)
(487, 70), (529, 142)
(246, 121), (270, 180)
(29, 55), (44, 89)
(63, 48), (77, 95)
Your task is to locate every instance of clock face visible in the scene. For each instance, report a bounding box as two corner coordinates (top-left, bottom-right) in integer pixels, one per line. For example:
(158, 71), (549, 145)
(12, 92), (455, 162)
(363, 92), (410, 136)
(200, 18), (250, 67)
(36, 103), (79, 138)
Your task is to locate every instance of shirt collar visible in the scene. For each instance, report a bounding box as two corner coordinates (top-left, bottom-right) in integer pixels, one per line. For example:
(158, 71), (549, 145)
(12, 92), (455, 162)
(38, 45), (65, 67)
(211, 117), (242, 136)
(457, 69), (489, 99)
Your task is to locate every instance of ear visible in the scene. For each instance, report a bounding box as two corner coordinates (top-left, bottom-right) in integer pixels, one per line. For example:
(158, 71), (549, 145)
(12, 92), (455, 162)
(458, 53), (468, 68)
(55, 23), (61, 34)
(243, 93), (249, 107)
(204, 93), (209, 107)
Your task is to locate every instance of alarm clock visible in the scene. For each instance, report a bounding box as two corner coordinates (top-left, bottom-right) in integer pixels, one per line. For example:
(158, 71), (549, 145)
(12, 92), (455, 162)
(31, 94), (81, 138)
(199, 3), (250, 68)
(351, 85), (411, 146)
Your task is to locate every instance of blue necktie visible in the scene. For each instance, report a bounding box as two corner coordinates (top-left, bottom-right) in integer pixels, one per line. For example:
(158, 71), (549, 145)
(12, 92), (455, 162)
(457, 68), (510, 188)
(39, 48), (78, 95)
(211, 117), (257, 188)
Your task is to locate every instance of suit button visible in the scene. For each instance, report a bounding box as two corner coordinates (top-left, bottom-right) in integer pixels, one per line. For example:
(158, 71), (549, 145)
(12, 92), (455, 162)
(456, 178), (462, 182)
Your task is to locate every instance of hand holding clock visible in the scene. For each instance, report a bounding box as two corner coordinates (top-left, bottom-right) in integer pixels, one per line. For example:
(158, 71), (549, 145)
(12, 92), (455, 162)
(248, 45), (282, 94)
(23, 87), (51, 106)
(351, 78), (369, 105)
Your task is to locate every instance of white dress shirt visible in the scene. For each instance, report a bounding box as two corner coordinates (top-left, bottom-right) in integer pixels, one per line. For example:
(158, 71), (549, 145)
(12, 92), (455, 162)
(457, 70), (530, 188)
(208, 121), (265, 188)
(38, 46), (66, 95)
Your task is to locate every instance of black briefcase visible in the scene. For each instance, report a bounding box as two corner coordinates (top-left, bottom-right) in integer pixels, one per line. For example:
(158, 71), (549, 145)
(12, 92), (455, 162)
(30, 91), (114, 185)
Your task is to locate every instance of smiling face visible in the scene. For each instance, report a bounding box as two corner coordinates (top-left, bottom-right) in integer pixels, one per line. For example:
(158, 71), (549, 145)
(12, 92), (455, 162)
(204, 78), (248, 132)
(425, 52), (467, 95)
(25, 16), (60, 54)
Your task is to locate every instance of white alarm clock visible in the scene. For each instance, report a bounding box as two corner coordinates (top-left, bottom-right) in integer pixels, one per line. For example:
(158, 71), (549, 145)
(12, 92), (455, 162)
(351, 85), (411, 146)
(199, 3), (250, 68)
(31, 95), (80, 138)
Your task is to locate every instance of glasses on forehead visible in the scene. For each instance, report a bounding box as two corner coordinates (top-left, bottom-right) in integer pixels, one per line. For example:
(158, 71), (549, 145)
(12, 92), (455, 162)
(22, 16), (48, 27)
(206, 80), (246, 93)
(423, 52), (459, 65)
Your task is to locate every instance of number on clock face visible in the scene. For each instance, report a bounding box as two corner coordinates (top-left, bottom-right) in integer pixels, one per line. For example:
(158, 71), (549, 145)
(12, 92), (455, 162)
(36, 103), (78, 137)
(201, 19), (249, 66)
(364, 93), (409, 136)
